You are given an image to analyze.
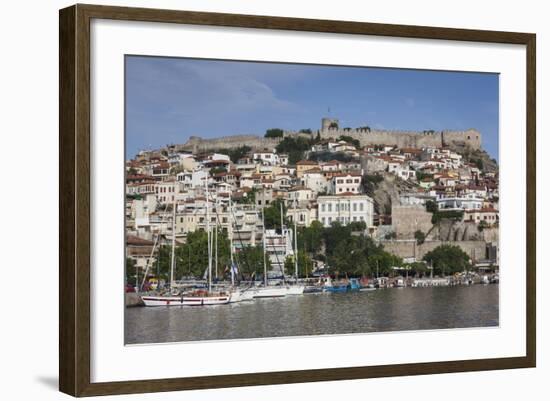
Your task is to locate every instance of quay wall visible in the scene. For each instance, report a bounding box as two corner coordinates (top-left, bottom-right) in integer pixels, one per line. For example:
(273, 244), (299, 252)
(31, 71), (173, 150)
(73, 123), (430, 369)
(392, 205), (434, 239)
(381, 239), (490, 261)
(125, 292), (144, 307)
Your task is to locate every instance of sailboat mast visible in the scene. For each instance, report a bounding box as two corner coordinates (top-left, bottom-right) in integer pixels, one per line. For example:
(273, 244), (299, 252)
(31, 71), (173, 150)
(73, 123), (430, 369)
(205, 176), (212, 292)
(229, 197), (235, 286)
(169, 194), (176, 289)
(214, 205), (218, 280)
(294, 199), (298, 279)
(262, 207), (267, 287)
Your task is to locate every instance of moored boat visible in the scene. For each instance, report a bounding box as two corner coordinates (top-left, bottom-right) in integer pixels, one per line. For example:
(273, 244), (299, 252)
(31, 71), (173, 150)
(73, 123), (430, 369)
(285, 284), (305, 295)
(142, 290), (231, 307)
(252, 286), (288, 298)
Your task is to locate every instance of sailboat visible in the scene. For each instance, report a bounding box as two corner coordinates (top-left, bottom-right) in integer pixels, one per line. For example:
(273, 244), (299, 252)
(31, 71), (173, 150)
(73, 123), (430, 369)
(141, 177), (231, 306)
(285, 199), (305, 295)
(252, 207), (287, 298)
(226, 198), (255, 303)
(141, 195), (188, 306)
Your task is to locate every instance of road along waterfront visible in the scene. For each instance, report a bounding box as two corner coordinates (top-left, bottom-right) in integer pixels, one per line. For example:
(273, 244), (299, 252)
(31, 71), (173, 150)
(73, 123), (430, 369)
(125, 285), (498, 344)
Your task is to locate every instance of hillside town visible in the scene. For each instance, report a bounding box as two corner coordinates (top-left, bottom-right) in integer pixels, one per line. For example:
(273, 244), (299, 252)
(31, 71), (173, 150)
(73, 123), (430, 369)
(126, 117), (499, 291)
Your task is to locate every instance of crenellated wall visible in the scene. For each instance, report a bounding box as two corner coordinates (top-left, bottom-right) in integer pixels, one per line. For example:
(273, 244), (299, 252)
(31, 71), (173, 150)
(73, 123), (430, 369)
(179, 135), (281, 152)
(312, 127), (481, 149)
(178, 118), (482, 153)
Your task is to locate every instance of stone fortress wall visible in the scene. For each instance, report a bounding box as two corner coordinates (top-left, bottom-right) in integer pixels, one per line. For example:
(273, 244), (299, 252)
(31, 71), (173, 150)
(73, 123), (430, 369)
(179, 135), (280, 153)
(310, 117), (482, 150)
(179, 117), (482, 152)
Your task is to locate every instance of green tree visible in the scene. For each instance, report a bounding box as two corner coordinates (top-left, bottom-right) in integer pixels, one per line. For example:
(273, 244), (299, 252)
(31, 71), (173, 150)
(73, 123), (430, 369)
(362, 174), (383, 195)
(337, 135), (360, 149)
(126, 257), (137, 285)
(423, 244), (471, 275)
(478, 220), (489, 232)
(209, 166), (227, 175)
(431, 210), (464, 224)
(211, 145), (252, 164)
(405, 261), (429, 277)
(414, 230), (426, 245)
(235, 245), (264, 279)
(297, 220), (324, 254)
(284, 250), (312, 278)
(276, 136), (313, 164)
(425, 200), (438, 213)
(265, 128), (284, 138)
(308, 151), (355, 163)
(155, 229), (233, 280)
(263, 199), (287, 230)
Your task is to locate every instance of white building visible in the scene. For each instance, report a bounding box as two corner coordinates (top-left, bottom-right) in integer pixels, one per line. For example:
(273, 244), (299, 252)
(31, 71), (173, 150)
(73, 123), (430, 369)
(330, 173), (362, 195)
(399, 192), (436, 206)
(287, 187), (314, 208)
(301, 170), (328, 194)
(131, 194), (158, 220)
(176, 169), (211, 190)
(317, 194), (374, 227)
(154, 180), (182, 204)
(253, 151), (280, 166)
(436, 195), (484, 211)
(287, 205), (318, 227)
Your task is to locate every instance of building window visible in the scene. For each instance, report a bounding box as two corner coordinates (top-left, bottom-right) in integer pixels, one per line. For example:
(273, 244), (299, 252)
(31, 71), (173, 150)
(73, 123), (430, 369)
(360, 203), (364, 211)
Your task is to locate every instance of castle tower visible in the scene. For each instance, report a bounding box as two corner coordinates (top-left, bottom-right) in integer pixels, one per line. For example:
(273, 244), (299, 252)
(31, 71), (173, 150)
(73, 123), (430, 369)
(321, 117), (339, 131)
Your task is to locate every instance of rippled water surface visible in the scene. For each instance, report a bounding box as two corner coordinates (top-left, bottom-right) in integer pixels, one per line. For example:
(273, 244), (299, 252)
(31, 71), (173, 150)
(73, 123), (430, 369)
(125, 285), (499, 344)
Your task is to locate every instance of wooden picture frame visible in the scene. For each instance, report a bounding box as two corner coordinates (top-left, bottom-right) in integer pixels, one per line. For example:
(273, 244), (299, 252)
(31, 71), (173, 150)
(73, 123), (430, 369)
(59, 3), (536, 397)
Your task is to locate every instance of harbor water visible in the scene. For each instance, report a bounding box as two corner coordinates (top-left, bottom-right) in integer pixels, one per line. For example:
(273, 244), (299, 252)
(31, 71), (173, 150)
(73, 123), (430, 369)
(125, 285), (498, 344)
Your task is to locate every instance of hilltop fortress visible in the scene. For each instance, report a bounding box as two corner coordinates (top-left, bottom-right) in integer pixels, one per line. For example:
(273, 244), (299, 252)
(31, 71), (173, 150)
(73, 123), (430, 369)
(179, 117), (482, 153)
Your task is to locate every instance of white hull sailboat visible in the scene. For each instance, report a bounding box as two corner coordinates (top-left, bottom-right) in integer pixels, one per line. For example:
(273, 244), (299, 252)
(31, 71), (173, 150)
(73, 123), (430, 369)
(229, 288), (256, 302)
(141, 175), (231, 307)
(285, 285), (305, 295)
(141, 293), (231, 307)
(252, 286), (288, 298)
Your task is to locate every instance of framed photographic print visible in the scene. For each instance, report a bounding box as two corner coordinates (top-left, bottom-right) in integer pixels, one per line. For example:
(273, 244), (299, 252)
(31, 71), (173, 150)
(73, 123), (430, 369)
(59, 4), (536, 397)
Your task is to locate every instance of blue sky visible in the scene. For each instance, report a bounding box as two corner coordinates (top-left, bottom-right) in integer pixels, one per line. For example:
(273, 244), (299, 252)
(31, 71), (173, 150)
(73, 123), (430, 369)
(125, 56), (499, 160)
